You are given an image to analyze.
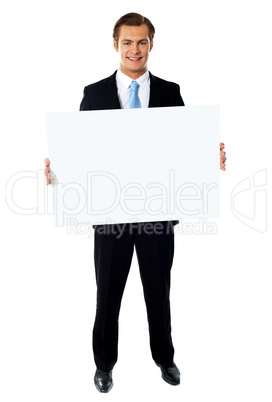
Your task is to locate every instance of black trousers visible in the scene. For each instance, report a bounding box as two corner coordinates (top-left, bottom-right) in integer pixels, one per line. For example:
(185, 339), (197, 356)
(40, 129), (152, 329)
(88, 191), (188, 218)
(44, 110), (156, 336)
(93, 221), (175, 372)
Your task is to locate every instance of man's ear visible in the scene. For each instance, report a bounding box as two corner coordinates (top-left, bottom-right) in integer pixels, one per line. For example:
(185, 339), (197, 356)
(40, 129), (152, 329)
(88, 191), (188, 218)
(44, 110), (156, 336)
(150, 40), (154, 52)
(113, 40), (118, 52)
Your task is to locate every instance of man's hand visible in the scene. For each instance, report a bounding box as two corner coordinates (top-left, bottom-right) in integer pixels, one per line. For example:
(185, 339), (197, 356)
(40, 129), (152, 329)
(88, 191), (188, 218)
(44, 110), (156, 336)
(220, 142), (226, 171)
(44, 158), (50, 185)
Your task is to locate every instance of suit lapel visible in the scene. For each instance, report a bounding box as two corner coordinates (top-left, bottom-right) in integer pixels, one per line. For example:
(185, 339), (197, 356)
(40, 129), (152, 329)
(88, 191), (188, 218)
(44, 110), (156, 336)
(102, 70), (161, 109)
(148, 72), (162, 108)
(102, 71), (121, 109)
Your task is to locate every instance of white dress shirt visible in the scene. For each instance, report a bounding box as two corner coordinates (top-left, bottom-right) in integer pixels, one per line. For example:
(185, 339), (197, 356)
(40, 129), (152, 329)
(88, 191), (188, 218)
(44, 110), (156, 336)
(116, 69), (150, 109)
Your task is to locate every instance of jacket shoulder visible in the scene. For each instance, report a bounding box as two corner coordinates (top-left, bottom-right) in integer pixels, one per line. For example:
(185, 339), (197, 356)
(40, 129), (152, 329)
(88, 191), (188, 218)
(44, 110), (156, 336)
(80, 71), (119, 111)
(149, 72), (184, 107)
(84, 71), (117, 91)
(150, 73), (180, 89)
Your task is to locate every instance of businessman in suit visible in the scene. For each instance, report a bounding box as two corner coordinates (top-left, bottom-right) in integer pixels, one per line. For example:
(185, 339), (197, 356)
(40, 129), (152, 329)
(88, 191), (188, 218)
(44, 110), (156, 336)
(44, 12), (226, 393)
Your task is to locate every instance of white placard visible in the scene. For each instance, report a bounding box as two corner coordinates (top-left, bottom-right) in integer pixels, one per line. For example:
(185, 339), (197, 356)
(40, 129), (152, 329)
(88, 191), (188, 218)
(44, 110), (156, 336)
(46, 106), (220, 226)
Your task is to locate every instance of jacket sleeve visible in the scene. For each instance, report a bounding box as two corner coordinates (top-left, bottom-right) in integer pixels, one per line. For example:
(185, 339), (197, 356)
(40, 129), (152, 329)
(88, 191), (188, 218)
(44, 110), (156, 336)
(79, 86), (91, 111)
(176, 84), (185, 106)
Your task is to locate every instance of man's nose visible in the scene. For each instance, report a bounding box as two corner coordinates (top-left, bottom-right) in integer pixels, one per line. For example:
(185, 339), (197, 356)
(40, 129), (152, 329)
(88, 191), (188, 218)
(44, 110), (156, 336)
(130, 43), (140, 54)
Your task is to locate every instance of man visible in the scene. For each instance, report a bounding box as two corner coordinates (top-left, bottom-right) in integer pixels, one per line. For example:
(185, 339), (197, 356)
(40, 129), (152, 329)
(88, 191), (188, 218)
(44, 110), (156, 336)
(45, 12), (226, 393)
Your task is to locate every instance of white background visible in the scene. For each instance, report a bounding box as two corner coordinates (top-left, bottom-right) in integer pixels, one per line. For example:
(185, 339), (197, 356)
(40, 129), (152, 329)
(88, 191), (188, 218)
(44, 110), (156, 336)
(1, 0), (271, 401)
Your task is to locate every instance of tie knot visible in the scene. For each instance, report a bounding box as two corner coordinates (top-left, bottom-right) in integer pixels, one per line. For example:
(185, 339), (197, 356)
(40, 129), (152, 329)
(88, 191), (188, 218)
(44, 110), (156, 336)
(130, 80), (139, 91)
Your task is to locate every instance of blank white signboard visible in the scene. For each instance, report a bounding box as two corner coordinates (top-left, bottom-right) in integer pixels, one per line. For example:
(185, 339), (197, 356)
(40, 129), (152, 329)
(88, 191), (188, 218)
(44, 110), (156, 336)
(46, 106), (220, 226)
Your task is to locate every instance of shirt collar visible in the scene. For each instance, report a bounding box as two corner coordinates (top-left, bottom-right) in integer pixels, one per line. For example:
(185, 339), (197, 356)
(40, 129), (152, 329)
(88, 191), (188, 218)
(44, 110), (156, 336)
(116, 69), (150, 90)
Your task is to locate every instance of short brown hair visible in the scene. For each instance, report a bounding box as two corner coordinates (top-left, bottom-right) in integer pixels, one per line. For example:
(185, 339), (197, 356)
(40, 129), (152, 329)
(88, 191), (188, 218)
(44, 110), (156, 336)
(113, 12), (155, 44)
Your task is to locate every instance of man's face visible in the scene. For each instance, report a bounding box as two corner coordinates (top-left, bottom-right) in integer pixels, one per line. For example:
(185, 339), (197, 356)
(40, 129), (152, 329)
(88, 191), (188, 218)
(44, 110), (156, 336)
(113, 24), (153, 79)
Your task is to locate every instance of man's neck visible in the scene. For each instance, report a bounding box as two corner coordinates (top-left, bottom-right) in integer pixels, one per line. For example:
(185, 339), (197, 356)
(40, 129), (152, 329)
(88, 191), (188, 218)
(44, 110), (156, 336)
(119, 67), (148, 80)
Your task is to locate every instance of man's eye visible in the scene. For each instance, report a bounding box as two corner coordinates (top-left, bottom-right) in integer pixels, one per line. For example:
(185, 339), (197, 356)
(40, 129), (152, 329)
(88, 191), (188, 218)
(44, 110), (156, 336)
(124, 42), (131, 45)
(140, 42), (147, 45)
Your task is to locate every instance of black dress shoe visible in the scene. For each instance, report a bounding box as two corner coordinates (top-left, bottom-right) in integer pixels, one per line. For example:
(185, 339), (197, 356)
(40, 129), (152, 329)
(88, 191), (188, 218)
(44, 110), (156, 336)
(94, 369), (113, 393)
(156, 362), (180, 385)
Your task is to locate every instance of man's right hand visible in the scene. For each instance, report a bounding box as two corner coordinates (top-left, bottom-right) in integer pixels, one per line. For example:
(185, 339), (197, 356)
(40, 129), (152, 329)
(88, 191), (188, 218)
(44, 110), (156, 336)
(44, 158), (50, 185)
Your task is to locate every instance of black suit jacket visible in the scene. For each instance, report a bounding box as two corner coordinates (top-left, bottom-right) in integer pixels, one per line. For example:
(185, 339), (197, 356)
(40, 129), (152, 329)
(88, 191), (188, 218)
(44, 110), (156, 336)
(79, 70), (185, 229)
(80, 70), (184, 110)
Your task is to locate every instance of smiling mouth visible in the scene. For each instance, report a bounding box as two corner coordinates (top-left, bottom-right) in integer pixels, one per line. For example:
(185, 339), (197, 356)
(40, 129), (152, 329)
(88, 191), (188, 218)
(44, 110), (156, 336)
(128, 57), (142, 62)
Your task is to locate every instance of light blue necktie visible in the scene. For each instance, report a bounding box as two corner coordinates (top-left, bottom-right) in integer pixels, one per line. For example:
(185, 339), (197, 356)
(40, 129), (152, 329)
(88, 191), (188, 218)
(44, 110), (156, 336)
(129, 81), (141, 108)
